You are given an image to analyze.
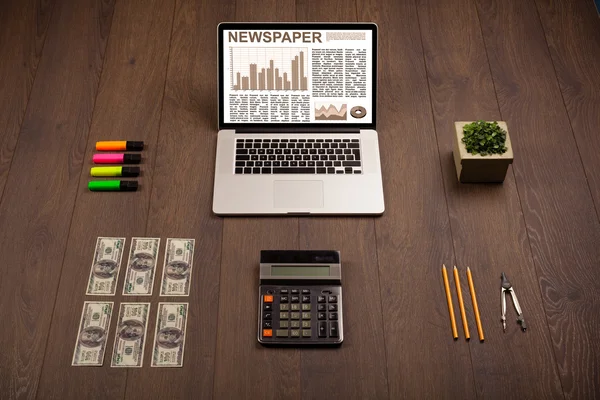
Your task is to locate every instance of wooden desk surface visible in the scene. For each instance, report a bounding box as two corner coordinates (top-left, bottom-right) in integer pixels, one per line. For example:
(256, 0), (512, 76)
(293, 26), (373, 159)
(1, 0), (599, 398)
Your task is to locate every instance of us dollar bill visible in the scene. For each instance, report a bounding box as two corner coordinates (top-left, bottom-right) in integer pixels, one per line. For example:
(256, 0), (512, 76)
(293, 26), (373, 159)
(160, 238), (195, 296)
(111, 303), (151, 367)
(123, 238), (161, 295)
(151, 303), (188, 367)
(86, 237), (126, 295)
(72, 301), (114, 366)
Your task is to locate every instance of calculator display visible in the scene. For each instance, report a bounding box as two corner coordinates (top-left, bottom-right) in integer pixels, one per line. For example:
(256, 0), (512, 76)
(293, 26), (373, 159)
(271, 266), (330, 276)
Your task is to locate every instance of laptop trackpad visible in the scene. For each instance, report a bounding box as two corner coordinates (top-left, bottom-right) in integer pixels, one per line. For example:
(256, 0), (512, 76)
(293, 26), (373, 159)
(274, 180), (324, 209)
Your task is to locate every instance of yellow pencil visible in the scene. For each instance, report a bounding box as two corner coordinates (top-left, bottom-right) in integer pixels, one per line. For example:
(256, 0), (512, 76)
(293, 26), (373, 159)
(467, 267), (484, 342)
(442, 265), (458, 339)
(454, 266), (470, 340)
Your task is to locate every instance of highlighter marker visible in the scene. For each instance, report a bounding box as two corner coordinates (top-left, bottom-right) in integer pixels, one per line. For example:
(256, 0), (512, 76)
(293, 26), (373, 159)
(96, 141), (144, 151)
(88, 180), (138, 191)
(90, 166), (140, 177)
(93, 153), (141, 164)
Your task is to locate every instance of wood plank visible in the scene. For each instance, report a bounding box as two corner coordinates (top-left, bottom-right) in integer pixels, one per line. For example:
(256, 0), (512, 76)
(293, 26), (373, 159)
(534, 0), (600, 216)
(0, 0), (115, 398)
(122, 0), (232, 398)
(416, 0), (563, 397)
(475, 0), (600, 398)
(295, 1), (388, 399)
(0, 0), (54, 203)
(212, 2), (301, 399)
(357, 0), (475, 397)
(34, 0), (175, 398)
(298, 219), (389, 399)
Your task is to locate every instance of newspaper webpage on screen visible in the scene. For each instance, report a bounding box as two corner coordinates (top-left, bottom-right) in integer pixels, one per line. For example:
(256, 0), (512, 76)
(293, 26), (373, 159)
(223, 29), (373, 124)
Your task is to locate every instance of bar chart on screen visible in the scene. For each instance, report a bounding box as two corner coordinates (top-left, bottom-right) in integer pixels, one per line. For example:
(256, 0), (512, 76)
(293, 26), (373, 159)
(230, 48), (309, 91)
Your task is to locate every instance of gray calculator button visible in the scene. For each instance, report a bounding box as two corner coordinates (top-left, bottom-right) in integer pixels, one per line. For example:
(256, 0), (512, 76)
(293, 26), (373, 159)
(291, 312), (300, 320)
(280, 320), (289, 328)
(302, 329), (312, 337)
(302, 321), (311, 328)
(276, 329), (289, 337)
(329, 322), (339, 337)
(302, 312), (311, 320)
(291, 321), (300, 328)
(318, 321), (327, 337)
(279, 312), (289, 319)
(280, 304), (289, 311)
(291, 329), (300, 338)
(291, 304), (300, 311)
(302, 304), (311, 311)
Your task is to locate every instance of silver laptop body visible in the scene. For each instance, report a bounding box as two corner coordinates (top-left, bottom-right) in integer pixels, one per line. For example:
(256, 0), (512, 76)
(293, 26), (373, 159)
(213, 22), (384, 215)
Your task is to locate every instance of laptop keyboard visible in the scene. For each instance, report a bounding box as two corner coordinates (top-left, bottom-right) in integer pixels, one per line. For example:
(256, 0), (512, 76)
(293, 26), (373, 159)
(234, 138), (362, 175)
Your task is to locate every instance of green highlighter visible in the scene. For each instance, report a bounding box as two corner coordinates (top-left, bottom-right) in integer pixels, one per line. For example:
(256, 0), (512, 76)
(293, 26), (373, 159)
(88, 180), (138, 191)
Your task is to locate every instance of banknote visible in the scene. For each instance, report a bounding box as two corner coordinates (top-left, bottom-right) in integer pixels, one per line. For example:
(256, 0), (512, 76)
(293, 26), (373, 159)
(151, 302), (189, 367)
(111, 303), (151, 367)
(159, 238), (195, 296)
(123, 238), (161, 295)
(86, 237), (126, 295)
(72, 301), (114, 366)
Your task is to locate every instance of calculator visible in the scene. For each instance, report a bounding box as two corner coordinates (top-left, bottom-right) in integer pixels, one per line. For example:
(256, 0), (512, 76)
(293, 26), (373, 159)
(258, 250), (343, 346)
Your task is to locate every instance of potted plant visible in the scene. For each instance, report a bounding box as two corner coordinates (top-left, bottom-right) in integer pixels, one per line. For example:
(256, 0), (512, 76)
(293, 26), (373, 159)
(453, 120), (513, 183)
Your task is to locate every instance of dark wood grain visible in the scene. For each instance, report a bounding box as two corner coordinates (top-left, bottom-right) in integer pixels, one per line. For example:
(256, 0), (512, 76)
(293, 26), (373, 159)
(534, 0), (600, 217)
(34, 0), (174, 398)
(298, 219), (389, 399)
(416, 0), (564, 398)
(0, 0), (114, 398)
(123, 0), (230, 398)
(294, 1), (389, 399)
(475, 0), (600, 398)
(0, 0), (54, 204)
(211, 2), (302, 400)
(356, 0), (474, 398)
(0, 0), (597, 398)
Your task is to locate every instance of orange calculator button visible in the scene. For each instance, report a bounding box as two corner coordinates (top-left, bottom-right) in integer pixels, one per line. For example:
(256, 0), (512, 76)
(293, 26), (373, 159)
(263, 329), (273, 337)
(264, 295), (273, 303)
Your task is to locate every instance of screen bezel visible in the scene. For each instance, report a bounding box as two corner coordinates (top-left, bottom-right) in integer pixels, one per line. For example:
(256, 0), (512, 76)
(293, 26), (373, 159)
(218, 22), (378, 131)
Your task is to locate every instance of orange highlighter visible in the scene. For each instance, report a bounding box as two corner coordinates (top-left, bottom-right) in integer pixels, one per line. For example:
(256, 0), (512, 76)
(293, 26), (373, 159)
(96, 141), (144, 151)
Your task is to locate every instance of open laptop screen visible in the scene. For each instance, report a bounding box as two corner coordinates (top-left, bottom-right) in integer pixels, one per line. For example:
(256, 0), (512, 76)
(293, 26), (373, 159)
(218, 23), (377, 131)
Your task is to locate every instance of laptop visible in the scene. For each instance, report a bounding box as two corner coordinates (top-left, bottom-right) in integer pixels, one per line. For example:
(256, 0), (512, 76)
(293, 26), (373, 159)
(213, 22), (384, 215)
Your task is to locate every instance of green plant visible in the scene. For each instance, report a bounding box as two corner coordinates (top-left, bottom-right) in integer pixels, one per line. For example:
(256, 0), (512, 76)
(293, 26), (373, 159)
(461, 121), (507, 155)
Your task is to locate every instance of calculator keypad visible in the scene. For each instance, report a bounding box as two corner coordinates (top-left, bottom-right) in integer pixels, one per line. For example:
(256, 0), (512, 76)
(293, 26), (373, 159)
(259, 286), (343, 345)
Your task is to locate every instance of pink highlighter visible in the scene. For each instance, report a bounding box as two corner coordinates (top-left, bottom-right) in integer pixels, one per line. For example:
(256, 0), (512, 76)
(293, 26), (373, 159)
(93, 153), (141, 164)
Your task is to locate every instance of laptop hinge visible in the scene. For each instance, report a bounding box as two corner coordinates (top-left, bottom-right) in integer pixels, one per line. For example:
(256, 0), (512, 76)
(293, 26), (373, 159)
(234, 127), (361, 134)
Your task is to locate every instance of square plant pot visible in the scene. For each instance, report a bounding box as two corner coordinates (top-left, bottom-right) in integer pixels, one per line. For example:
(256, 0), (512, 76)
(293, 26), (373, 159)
(453, 121), (513, 183)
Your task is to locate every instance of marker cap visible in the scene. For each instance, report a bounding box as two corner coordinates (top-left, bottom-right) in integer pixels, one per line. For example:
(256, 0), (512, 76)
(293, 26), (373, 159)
(123, 154), (141, 164)
(126, 141), (144, 151)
